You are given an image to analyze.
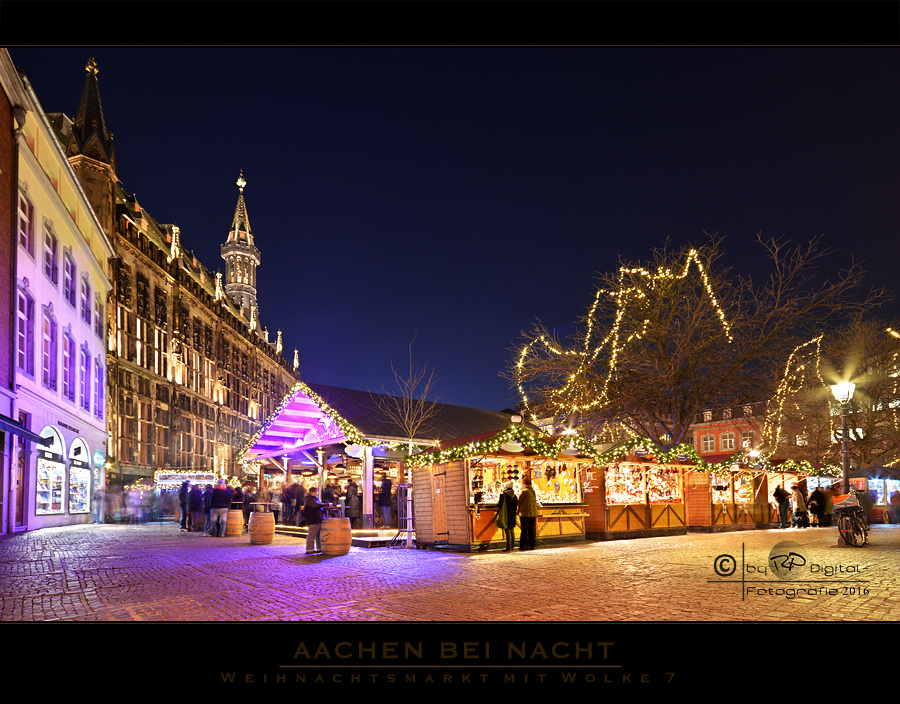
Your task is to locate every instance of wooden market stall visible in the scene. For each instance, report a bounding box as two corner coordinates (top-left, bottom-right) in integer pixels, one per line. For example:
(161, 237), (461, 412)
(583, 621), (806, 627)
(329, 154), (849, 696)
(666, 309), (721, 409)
(408, 425), (593, 551)
(847, 465), (900, 524)
(582, 447), (690, 540)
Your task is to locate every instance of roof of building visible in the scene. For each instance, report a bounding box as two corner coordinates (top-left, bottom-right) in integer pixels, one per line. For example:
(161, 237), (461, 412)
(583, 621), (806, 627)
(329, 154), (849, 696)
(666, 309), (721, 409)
(241, 381), (525, 462)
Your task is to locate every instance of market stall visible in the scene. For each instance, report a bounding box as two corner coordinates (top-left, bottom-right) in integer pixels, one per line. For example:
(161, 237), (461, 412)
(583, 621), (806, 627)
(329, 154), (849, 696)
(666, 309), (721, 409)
(408, 425), (592, 551)
(592, 458), (689, 538)
(847, 466), (900, 523)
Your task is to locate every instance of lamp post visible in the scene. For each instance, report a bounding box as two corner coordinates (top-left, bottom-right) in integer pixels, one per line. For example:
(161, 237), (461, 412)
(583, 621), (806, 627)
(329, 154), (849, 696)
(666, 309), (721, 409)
(831, 381), (855, 494)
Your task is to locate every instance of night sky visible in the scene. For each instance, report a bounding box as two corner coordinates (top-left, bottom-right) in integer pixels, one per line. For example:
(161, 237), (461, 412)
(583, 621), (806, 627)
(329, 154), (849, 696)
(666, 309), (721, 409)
(8, 47), (900, 412)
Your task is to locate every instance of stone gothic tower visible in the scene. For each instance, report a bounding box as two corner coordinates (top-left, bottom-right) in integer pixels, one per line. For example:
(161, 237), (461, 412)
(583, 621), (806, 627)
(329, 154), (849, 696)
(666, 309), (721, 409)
(63, 57), (117, 239)
(220, 172), (260, 321)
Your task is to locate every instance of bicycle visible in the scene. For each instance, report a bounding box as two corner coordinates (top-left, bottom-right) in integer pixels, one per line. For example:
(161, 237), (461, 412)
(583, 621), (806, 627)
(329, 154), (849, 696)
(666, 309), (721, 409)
(834, 489), (869, 547)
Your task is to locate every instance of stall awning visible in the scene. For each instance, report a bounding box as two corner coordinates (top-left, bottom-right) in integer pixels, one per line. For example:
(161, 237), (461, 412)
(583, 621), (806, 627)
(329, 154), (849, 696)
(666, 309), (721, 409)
(240, 381), (528, 464)
(0, 415), (50, 446)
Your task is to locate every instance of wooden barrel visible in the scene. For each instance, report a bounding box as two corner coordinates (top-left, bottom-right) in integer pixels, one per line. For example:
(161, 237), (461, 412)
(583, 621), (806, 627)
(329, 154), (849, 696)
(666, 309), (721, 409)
(248, 511), (275, 545)
(320, 517), (352, 556)
(226, 509), (244, 536)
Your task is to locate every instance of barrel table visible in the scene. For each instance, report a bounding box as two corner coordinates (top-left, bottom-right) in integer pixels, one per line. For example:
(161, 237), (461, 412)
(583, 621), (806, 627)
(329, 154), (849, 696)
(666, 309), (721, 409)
(226, 502), (244, 536)
(320, 517), (352, 556)
(248, 502), (275, 545)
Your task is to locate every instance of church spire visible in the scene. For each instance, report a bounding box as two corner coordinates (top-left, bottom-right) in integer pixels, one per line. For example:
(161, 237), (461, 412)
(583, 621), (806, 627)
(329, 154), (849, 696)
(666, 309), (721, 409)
(68, 57), (115, 170)
(64, 56), (117, 238)
(221, 172), (261, 323)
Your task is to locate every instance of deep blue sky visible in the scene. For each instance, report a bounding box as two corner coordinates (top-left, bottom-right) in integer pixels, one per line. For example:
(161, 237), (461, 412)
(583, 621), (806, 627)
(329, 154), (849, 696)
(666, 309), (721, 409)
(9, 47), (900, 411)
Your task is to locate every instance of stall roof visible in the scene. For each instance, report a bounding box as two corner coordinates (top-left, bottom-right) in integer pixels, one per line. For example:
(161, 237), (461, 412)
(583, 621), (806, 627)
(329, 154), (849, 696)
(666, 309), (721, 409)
(240, 381), (522, 463)
(850, 465), (900, 481)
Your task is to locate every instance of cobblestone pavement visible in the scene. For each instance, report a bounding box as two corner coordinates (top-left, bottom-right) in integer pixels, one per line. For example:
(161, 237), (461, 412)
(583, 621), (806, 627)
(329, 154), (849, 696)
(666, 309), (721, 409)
(1, 521), (897, 622)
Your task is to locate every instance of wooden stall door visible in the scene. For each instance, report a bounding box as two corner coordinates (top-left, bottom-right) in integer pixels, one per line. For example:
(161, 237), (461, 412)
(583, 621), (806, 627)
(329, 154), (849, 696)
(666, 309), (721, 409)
(431, 467), (450, 544)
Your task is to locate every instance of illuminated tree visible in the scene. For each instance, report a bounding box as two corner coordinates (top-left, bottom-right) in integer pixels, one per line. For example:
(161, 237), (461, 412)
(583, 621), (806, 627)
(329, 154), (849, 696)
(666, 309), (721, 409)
(512, 234), (886, 448)
(771, 318), (900, 469)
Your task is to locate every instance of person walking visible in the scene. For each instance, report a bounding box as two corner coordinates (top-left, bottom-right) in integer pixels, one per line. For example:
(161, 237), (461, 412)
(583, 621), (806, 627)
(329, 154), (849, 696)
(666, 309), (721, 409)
(773, 484), (791, 528)
(92, 484), (105, 524)
(178, 480), (191, 531)
(808, 487), (825, 527)
(496, 481), (518, 552)
(791, 484), (808, 528)
(302, 487), (325, 554)
(517, 477), (538, 550)
(208, 480), (232, 537)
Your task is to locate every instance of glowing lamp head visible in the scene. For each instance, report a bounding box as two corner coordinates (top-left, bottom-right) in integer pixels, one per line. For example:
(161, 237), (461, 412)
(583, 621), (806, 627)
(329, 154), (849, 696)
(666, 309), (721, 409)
(831, 381), (855, 403)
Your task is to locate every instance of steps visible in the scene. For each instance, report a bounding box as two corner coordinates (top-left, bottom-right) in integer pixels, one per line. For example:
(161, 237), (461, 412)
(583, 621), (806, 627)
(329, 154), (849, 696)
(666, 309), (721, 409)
(273, 524), (399, 548)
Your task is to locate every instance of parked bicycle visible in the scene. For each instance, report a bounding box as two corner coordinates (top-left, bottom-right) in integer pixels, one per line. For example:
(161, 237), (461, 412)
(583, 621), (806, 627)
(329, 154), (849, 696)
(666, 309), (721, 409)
(834, 489), (869, 547)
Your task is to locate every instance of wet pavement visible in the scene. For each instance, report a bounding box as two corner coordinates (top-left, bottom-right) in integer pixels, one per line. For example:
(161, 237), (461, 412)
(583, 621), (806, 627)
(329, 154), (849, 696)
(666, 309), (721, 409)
(1, 520), (898, 622)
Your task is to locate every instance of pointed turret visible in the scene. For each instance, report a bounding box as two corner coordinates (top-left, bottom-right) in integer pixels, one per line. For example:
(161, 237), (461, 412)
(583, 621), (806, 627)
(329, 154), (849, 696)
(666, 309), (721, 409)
(221, 172), (261, 322)
(64, 57), (118, 238)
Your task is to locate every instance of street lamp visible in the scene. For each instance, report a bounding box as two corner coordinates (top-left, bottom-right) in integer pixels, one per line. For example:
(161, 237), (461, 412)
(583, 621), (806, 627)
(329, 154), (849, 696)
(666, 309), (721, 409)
(831, 381), (856, 494)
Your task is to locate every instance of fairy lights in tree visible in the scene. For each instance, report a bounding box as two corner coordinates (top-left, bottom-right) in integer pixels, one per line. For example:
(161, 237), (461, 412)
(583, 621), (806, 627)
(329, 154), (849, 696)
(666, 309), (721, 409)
(516, 247), (734, 423)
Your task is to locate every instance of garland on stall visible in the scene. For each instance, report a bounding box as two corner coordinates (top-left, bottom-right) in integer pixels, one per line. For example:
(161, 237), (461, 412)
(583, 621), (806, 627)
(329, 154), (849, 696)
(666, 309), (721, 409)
(406, 424), (842, 478)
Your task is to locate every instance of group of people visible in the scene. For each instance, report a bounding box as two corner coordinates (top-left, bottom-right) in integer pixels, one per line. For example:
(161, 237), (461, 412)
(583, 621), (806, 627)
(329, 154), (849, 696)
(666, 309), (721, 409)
(177, 479), (235, 536)
(91, 485), (178, 524)
(772, 482), (837, 529)
(495, 476), (540, 551)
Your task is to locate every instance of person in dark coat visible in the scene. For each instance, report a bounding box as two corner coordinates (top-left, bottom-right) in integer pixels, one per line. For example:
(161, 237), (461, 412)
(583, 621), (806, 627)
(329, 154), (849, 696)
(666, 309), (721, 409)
(808, 487), (826, 527)
(242, 487), (256, 529)
(209, 480), (233, 537)
(188, 484), (203, 532)
(178, 480), (191, 531)
(378, 475), (393, 528)
(497, 481), (518, 552)
(773, 484), (791, 528)
(303, 487), (325, 554)
(201, 484), (213, 534)
(345, 478), (361, 528)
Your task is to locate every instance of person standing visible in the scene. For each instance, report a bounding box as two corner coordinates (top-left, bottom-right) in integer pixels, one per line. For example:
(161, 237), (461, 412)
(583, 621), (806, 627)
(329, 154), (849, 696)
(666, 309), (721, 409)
(92, 483), (105, 524)
(209, 480), (232, 537)
(791, 484), (808, 528)
(773, 484), (791, 528)
(303, 487), (325, 554)
(496, 481), (518, 552)
(517, 477), (538, 550)
(808, 486), (825, 527)
(188, 483), (203, 532)
(201, 484), (213, 534)
(378, 474), (393, 528)
(345, 478), (361, 528)
(178, 480), (191, 531)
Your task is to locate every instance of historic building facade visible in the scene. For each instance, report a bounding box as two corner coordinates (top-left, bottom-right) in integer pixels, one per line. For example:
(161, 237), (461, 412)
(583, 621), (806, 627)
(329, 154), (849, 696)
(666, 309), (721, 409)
(47, 58), (298, 489)
(5, 51), (116, 531)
